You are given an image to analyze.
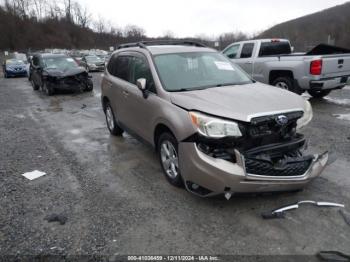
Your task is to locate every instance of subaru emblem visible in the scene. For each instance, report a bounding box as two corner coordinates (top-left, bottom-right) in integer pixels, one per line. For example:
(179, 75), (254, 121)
(276, 115), (288, 126)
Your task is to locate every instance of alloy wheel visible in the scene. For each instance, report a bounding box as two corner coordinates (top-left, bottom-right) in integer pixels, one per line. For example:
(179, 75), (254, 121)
(106, 106), (115, 131)
(160, 140), (179, 179)
(275, 81), (289, 90)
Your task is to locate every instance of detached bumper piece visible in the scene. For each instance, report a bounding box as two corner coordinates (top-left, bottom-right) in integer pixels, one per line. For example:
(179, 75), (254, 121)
(261, 200), (345, 219)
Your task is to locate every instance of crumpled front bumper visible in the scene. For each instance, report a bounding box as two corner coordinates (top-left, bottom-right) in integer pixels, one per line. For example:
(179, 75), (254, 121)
(179, 143), (329, 197)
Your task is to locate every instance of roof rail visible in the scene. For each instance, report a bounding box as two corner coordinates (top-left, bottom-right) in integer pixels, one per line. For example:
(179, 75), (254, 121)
(117, 40), (207, 50)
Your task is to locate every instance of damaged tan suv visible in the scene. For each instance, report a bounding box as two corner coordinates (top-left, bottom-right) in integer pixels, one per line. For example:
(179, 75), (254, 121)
(101, 41), (329, 198)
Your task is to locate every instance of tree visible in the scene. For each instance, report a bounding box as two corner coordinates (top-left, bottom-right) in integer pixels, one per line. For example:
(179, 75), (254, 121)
(72, 1), (91, 28)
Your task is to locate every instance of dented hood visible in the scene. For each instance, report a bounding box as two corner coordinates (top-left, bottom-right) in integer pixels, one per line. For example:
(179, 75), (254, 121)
(170, 83), (306, 122)
(44, 67), (87, 78)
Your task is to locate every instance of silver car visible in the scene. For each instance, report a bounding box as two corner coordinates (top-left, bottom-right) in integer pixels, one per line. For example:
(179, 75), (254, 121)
(101, 41), (329, 198)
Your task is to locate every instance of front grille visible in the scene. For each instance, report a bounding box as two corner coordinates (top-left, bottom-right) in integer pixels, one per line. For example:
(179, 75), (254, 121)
(64, 78), (79, 85)
(245, 157), (312, 177)
(62, 75), (86, 86)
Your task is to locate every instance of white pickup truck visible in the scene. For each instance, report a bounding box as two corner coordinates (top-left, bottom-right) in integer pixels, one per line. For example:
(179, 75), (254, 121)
(223, 39), (350, 98)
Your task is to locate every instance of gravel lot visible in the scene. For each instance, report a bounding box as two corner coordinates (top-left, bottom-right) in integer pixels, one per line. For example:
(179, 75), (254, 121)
(0, 73), (350, 258)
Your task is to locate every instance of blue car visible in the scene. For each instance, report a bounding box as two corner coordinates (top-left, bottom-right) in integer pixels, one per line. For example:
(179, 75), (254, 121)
(2, 59), (28, 78)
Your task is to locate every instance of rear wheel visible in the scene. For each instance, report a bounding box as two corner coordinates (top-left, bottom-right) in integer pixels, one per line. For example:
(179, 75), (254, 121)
(307, 89), (331, 98)
(105, 102), (123, 136)
(272, 77), (303, 95)
(157, 132), (183, 187)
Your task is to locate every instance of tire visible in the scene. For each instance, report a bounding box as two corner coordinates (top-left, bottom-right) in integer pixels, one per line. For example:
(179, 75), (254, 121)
(43, 81), (54, 96)
(84, 79), (93, 92)
(30, 76), (40, 90)
(105, 102), (124, 136)
(272, 77), (303, 95)
(157, 132), (184, 187)
(307, 89), (331, 98)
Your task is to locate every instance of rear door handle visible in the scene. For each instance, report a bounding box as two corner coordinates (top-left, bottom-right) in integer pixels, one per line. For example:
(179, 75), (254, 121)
(122, 90), (129, 97)
(245, 61), (253, 64)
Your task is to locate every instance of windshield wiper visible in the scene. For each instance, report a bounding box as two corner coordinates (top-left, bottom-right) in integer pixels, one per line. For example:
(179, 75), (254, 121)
(170, 87), (208, 92)
(214, 83), (237, 87)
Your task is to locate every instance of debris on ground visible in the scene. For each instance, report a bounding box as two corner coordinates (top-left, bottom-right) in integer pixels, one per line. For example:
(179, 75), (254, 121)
(44, 213), (68, 225)
(81, 104), (87, 109)
(262, 200), (345, 219)
(21, 170), (46, 180)
(317, 251), (350, 261)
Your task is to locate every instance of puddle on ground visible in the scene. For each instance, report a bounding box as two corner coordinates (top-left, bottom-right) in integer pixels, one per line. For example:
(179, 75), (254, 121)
(324, 97), (350, 106)
(14, 114), (26, 119)
(69, 129), (81, 135)
(333, 113), (350, 121)
(71, 137), (89, 144)
(93, 92), (101, 98)
(47, 98), (63, 112)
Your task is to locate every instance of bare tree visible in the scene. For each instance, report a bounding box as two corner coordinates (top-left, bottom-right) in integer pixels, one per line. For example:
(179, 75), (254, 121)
(124, 24), (146, 40)
(31, 0), (47, 20)
(72, 1), (91, 28)
(162, 30), (175, 39)
(94, 15), (107, 33)
(12, 0), (30, 17)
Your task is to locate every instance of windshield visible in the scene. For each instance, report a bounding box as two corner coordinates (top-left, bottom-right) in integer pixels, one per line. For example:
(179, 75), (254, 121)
(154, 52), (252, 92)
(43, 57), (79, 70)
(7, 59), (25, 65)
(86, 56), (102, 63)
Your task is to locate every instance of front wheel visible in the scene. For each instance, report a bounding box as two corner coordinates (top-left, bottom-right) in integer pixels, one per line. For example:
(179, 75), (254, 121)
(272, 77), (303, 95)
(307, 89), (331, 98)
(105, 102), (124, 136)
(30, 76), (40, 90)
(157, 132), (183, 187)
(42, 82), (54, 96)
(84, 79), (93, 92)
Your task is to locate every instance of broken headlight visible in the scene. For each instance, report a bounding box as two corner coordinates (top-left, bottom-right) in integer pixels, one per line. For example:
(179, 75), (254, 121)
(297, 101), (313, 130)
(189, 111), (242, 138)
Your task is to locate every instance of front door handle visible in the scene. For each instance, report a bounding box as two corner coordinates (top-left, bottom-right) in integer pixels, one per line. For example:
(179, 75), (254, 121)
(245, 61), (253, 64)
(122, 90), (129, 97)
(106, 81), (113, 88)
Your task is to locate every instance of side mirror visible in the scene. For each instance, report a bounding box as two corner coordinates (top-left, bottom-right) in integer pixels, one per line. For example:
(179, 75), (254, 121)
(136, 78), (148, 98)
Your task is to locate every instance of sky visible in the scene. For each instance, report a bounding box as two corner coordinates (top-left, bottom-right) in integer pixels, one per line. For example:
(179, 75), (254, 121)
(78, 0), (347, 38)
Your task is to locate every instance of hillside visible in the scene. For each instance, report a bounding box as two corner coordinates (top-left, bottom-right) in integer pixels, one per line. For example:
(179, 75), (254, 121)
(259, 2), (350, 51)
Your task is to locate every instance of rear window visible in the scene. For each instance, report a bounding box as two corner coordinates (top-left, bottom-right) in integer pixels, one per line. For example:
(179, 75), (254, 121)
(240, 43), (254, 58)
(259, 42), (292, 57)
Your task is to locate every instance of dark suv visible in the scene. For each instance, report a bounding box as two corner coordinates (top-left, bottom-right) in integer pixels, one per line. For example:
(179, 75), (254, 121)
(29, 53), (93, 96)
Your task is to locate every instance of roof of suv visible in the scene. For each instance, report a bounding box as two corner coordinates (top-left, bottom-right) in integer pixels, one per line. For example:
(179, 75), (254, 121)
(117, 41), (215, 55)
(146, 45), (215, 55)
(38, 53), (68, 58)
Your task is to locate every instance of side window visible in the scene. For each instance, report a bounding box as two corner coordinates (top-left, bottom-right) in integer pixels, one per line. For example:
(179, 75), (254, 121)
(108, 55), (132, 81)
(131, 56), (156, 93)
(107, 54), (117, 76)
(240, 43), (255, 58)
(223, 44), (240, 59)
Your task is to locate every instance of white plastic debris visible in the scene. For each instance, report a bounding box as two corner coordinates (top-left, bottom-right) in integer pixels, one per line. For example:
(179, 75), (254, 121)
(21, 170), (46, 180)
(224, 192), (232, 200)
